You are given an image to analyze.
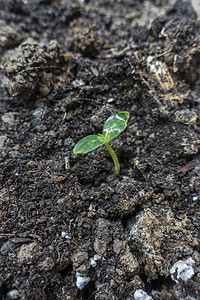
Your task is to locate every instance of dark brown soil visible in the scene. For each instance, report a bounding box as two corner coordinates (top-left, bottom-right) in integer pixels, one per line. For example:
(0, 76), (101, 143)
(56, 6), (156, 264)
(0, 0), (200, 299)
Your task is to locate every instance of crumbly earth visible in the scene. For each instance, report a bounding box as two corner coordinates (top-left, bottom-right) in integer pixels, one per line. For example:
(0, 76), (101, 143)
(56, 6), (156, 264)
(0, 0), (200, 299)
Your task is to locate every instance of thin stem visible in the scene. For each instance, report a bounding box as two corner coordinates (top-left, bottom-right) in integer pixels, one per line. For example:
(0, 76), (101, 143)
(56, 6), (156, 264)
(104, 142), (120, 176)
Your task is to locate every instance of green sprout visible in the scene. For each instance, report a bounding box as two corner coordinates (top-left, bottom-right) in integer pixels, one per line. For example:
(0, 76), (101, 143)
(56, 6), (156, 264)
(73, 111), (130, 176)
(65, 156), (70, 170)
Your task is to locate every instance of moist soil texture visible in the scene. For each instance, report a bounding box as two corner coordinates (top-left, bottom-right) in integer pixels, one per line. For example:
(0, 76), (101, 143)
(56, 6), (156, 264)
(0, 0), (200, 299)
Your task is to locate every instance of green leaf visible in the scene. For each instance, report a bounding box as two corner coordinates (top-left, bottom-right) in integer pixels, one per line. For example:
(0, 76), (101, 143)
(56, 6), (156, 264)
(102, 111), (130, 142)
(73, 135), (106, 154)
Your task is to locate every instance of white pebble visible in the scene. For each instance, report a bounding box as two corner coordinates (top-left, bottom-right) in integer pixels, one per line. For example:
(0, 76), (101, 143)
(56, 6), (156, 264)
(170, 257), (195, 283)
(61, 231), (71, 239)
(76, 272), (90, 290)
(7, 290), (20, 299)
(193, 195), (198, 201)
(134, 289), (153, 300)
(89, 258), (97, 267)
(72, 79), (85, 88)
(94, 254), (101, 261)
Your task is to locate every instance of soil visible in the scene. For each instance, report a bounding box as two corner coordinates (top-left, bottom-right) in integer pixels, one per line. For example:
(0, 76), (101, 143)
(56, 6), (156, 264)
(0, 0), (200, 299)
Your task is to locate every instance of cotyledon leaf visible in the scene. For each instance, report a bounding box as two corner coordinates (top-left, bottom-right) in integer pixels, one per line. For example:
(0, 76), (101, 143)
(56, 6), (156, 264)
(102, 111), (130, 142)
(73, 134), (106, 154)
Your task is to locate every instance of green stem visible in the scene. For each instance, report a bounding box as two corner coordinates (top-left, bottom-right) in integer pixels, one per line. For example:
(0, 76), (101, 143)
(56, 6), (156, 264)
(105, 142), (120, 176)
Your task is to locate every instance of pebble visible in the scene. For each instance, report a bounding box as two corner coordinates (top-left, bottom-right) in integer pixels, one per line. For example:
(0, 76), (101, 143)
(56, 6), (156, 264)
(32, 108), (45, 119)
(1, 241), (15, 256)
(89, 258), (97, 267)
(2, 112), (15, 125)
(123, 176), (129, 180)
(7, 289), (20, 299)
(94, 254), (101, 261)
(106, 175), (115, 182)
(72, 79), (85, 88)
(76, 272), (90, 290)
(61, 231), (71, 239)
(88, 204), (93, 211)
(134, 289), (153, 300)
(170, 257), (195, 283)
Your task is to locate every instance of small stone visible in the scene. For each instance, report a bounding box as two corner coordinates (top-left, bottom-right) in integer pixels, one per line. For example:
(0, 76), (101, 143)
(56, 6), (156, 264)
(106, 175), (115, 182)
(94, 254), (101, 261)
(89, 258), (97, 267)
(134, 289), (153, 300)
(7, 289), (20, 299)
(2, 112), (15, 125)
(61, 231), (71, 239)
(88, 204), (93, 211)
(32, 108), (45, 119)
(76, 272), (90, 290)
(1, 241), (15, 255)
(123, 176), (129, 180)
(72, 79), (85, 88)
(170, 257), (195, 283)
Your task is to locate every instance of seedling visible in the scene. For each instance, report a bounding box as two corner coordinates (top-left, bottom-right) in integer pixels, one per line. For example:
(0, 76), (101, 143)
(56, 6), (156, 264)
(65, 156), (70, 170)
(73, 111), (130, 176)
